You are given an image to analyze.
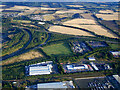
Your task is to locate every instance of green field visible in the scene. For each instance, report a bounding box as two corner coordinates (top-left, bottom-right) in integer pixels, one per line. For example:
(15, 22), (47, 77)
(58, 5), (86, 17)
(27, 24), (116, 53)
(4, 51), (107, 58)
(109, 43), (120, 49)
(42, 43), (72, 56)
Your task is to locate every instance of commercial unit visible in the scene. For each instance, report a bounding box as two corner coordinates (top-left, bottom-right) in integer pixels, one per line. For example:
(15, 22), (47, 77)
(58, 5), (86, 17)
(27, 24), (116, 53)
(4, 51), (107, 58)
(29, 65), (52, 75)
(37, 81), (75, 89)
(110, 51), (120, 57)
(113, 75), (120, 84)
(26, 61), (53, 76)
(88, 57), (96, 61)
(90, 62), (99, 71)
(66, 64), (88, 70)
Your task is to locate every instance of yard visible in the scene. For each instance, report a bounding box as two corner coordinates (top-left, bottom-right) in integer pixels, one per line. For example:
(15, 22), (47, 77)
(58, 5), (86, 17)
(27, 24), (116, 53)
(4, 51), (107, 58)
(42, 43), (72, 56)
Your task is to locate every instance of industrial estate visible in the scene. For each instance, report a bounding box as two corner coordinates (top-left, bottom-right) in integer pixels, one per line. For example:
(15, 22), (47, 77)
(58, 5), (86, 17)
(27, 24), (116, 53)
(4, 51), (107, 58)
(1, 1), (120, 89)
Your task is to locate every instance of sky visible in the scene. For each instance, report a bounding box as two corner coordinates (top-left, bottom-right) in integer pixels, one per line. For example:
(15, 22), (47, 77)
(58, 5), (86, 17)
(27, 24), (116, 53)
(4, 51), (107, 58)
(0, 0), (119, 2)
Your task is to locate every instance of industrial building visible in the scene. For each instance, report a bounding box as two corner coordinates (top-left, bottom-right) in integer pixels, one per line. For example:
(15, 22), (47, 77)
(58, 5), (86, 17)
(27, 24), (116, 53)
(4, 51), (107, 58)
(90, 62), (112, 71)
(110, 51), (120, 57)
(90, 62), (99, 71)
(66, 64), (88, 70)
(37, 81), (75, 89)
(88, 57), (96, 61)
(113, 75), (120, 84)
(26, 61), (53, 76)
(29, 65), (52, 75)
(62, 63), (93, 73)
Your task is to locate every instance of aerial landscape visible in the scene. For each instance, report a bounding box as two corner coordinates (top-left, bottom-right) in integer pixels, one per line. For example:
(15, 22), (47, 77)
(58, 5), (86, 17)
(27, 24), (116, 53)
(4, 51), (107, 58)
(0, 0), (120, 89)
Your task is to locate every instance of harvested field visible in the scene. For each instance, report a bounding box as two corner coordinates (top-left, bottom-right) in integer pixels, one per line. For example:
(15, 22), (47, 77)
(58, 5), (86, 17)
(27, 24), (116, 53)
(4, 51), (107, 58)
(5, 5), (39, 10)
(12, 20), (31, 23)
(43, 14), (55, 21)
(96, 13), (118, 20)
(55, 9), (88, 14)
(100, 20), (119, 34)
(63, 19), (97, 25)
(0, 5), (6, 7)
(48, 25), (94, 36)
(5, 5), (40, 15)
(67, 5), (83, 7)
(0, 9), (3, 12)
(99, 10), (114, 14)
(67, 24), (118, 38)
(2, 50), (43, 65)
(41, 7), (61, 10)
(81, 13), (95, 20)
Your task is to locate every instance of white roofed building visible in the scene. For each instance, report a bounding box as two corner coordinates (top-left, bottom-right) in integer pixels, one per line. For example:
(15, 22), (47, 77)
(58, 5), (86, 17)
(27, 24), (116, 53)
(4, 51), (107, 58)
(88, 57), (96, 61)
(27, 61), (53, 76)
(37, 81), (75, 89)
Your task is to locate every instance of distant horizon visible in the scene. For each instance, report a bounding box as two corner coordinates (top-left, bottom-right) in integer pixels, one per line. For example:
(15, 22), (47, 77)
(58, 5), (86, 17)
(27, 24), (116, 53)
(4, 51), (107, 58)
(0, 0), (119, 2)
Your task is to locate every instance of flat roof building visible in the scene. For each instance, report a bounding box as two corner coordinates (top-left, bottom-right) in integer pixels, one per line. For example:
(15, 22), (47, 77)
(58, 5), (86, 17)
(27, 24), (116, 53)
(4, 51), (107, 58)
(90, 62), (99, 71)
(29, 66), (52, 75)
(37, 81), (75, 89)
(66, 64), (88, 70)
(88, 57), (96, 61)
(28, 61), (53, 76)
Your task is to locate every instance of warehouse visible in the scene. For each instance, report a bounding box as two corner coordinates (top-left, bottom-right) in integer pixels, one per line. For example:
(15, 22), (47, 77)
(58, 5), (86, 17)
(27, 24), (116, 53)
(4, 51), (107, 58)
(66, 64), (88, 70)
(37, 81), (75, 88)
(27, 61), (53, 76)
(29, 65), (52, 75)
(88, 57), (96, 61)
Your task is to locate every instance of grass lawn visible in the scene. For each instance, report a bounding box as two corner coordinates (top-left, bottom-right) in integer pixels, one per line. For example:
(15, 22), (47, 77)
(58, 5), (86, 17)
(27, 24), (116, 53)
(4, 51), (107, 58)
(109, 43), (120, 49)
(42, 43), (72, 56)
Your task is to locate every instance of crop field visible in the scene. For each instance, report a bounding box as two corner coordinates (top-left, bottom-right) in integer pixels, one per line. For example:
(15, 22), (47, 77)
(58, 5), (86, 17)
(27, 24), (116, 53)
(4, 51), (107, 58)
(95, 13), (118, 20)
(5, 5), (39, 10)
(99, 10), (114, 14)
(42, 43), (72, 56)
(40, 7), (61, 10)
(108, 43), (120, 50)
(43, 14), (55, 21)
(100, 20), (119, 34)
(2, 50), (43, 65)
(12, 20), (31, 23)
(68, 24), (118, 38)
(63, 18), (97, 25)
(81, 13), (95, 20)
(67, 5), (83, 7)
(0, 5), (6, 7)
(5, 5), (40, 15)
(62, 19), (118, 38)
(55, 9), (88, 14)
(48, 25), (94, 36)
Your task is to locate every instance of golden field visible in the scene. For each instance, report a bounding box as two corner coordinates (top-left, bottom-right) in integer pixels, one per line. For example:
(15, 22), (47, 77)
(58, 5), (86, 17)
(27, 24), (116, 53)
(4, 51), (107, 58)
(43, 14), (55, 21)
(2, 50), (43, 65)
(99, 10), (114, 14)
(5, 5), (39, 10)
(0, 5), (6, 7)
(55, 9), (88, 14)
(96, 13), (119, 20)
(81, 13), (95, 20)
(67, 5), (83, 7)
(63, 18), (97, 25)
(65, 24), (118, 38)
(40, 7), (61, 10)
(48, 25), (93, 36)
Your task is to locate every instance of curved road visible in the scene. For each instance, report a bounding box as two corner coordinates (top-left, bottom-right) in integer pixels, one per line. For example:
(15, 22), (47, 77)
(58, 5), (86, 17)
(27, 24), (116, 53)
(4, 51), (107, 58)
(1, 28), (32, 61)
(1, 27), (51, 61)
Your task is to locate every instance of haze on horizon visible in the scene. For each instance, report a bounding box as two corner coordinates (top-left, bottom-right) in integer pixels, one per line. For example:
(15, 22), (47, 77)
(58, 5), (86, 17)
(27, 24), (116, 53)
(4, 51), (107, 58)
(0, 0), (119, 2)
